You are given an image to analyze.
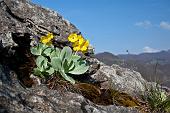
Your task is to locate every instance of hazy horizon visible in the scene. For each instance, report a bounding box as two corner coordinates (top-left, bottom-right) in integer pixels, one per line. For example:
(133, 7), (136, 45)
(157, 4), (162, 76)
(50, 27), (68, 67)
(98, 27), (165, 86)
(97, 48), (170, 55)
(32, 0), (170, 54)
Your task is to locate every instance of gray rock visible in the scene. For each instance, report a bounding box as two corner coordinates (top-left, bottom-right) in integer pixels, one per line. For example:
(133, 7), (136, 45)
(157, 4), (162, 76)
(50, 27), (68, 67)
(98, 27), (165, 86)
(92, 62), (147, 97)
(0, 0), (143, 113)
(0, 64), (140, 113)
(0, 0), (79, 48)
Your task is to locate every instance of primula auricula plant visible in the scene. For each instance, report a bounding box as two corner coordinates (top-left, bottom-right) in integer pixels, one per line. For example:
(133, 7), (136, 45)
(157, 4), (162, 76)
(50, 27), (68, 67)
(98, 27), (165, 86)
(30, 33), (89, 84)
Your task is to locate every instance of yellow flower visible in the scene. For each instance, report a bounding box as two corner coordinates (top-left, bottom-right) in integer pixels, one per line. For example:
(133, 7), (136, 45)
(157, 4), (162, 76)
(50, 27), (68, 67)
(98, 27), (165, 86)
(68, 33), (79, 42)
(46, 32), (54, 40)
(73, 39), (89, 53)
(68, 33), (90, 53)
(73, 45), (81, 51)
(72, 36), (84, 47)
(40, 36), (50, 44)
(84, 40), (89, 47)
(40, 32), (54, 45)
(80, 40), (89, 52)
(77, 35), (84, 45)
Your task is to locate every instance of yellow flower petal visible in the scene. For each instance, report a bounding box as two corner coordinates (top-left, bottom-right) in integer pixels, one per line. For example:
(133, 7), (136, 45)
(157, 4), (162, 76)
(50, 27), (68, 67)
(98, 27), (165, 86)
(46, 41), (52, 46)
(72, 41), (78, 47)
(73, 46), (81, 51)
(81, 46), (87, 51)
(40, 33), (54, 45)
(40, 36), (48, 44)
(77, 36), (84, 45)
(68, 33), (78, 42)
(84, 40), (89, 47)
(46, 32), (54, 40)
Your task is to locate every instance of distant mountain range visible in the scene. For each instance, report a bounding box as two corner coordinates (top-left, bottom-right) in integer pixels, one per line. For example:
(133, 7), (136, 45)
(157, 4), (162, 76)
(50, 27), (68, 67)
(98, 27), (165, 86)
(95, 50), (170, 87)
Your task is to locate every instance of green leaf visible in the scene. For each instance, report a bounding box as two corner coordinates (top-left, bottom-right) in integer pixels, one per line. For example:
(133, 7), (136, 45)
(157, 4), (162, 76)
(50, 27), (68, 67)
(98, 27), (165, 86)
(60, 46), (72, 61)
(36, 56), (48, 70)
(63, 60), (70, 73)
(79, 60), (86, 65)
(59, 70), (75, 84)
(164, 98), (170, 112)
(71, 55), (81, 62)
(55, 47), (60, 54)
(38, 43), (47, 53)
(30, 47), (41, 55)
(33, 68), (44, 78)
(50, 48), (60, 58)
(69, 65), (89, 75)
(33, 68), (42, 75)
(39, 43), (48, 50)
(68, 60), (75, 71)
(45, 67), (55, 75)
(51, 57), (62, 71)
(43, 47), (53, 56)
(31, 43), (49, 56)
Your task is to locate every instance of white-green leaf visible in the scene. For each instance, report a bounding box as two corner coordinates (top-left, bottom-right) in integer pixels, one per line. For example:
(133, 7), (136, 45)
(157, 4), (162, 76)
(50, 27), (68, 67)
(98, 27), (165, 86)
(71, 55), (81, 62)
(43, 47), (53, 56)
(33, 68), (42, 75)
(38, 43), (48, 51)
(30, 47), (41, 55)
(45, 67), (55, 75)
(36, 56), (48, 69)
(33, 68), (44, 78)
(55, 47), (60, 55)
(50, 48), (60, 58)
(63, 60), (70, 73)
(68, 60), (75, 71)
(60, 70), (75, 84)
(51, 57), (62, 71)
(69, 65), (89, 75)
(60, 46), (72, 61)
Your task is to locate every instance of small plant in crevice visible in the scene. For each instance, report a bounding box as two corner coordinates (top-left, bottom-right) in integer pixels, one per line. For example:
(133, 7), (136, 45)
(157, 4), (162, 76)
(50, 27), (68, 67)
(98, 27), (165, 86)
(142, 83), (170, 113)
(30, 33), (89, 84)
(141, 60), (170, 113)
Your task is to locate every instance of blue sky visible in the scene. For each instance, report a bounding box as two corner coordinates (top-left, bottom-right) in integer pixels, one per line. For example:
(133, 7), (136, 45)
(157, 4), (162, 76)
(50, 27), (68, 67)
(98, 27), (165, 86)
(31, 0), (170, 54)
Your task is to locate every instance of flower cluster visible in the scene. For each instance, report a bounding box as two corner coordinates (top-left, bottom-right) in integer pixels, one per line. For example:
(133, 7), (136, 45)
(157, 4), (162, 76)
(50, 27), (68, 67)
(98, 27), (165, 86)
(68, 33), (89, 53)
(30, 33), (89, 84)
(40, 32), (54, 45)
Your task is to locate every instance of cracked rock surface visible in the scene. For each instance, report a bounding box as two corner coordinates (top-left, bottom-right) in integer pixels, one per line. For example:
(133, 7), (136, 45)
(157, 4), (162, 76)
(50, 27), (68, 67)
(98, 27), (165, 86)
(0, 0), (146, 113)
